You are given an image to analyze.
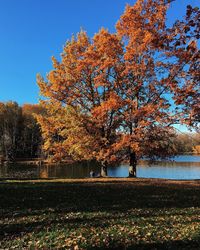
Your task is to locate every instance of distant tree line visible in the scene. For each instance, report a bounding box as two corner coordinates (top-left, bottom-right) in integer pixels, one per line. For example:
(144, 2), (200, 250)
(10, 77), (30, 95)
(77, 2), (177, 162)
(175, 133), (200, 154)
(0, 102), (43, 161)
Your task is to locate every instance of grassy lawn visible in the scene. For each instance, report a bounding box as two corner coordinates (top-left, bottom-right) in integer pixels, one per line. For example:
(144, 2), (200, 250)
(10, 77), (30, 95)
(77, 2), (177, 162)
(1, 178), (200, 249)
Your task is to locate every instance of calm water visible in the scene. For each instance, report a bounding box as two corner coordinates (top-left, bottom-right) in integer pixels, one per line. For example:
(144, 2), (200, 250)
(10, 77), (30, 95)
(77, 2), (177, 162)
(0, 155), (200, 180)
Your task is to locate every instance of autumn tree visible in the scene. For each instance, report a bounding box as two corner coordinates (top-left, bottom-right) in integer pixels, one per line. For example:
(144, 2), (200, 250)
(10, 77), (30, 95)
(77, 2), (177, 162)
(115, 0), (175, 176)
(114, 0), (199, 176)
(37, 29), (124, 176)
(37, 0), (199, 177)
(21, 104), (44, 158)
(165, 4), (200, 130)
(0, 102), (22, 161)
(0, 102), (43, 161)
(193, 145), (200, 154)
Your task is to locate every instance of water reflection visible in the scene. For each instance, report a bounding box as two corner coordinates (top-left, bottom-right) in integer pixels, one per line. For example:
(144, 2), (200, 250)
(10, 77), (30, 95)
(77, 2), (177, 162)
(0, 164), (39, 179)
(38, 162), (100, 179)
(0, 155), (200, 180)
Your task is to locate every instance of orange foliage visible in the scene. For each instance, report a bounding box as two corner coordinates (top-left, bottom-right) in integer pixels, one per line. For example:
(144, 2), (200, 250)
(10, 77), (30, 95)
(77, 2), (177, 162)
(193, 145), (200, 154)
(37, 0), (199, 169)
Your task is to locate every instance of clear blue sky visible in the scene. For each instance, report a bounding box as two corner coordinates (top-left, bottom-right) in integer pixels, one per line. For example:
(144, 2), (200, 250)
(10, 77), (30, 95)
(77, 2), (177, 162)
(0, 0), (199, 105)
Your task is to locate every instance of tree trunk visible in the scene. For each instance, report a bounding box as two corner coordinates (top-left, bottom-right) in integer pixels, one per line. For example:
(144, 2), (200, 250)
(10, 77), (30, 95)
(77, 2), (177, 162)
(129, 151), (137, 177)
(101, 161), (108, 177)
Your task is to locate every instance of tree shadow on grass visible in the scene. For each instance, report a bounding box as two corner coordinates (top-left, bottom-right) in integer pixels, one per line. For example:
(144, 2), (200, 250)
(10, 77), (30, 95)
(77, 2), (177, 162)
(1, 181), (200, 214)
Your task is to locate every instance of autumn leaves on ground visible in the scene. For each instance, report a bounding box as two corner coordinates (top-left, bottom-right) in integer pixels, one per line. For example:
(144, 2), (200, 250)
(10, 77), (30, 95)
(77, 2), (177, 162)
(1, 179), (200, 249)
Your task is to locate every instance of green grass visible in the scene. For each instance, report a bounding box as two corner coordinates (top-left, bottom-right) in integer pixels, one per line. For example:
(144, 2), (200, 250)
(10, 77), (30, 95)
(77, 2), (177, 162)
(1, 179), (200, 249)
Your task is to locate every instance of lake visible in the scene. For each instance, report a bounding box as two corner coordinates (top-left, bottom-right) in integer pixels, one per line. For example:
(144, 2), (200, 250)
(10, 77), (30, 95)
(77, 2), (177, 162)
(0, 155), (200, 180)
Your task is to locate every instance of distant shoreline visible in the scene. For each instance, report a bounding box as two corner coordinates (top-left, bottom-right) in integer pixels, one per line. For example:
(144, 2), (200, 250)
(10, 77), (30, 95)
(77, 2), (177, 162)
(1, 177), (200, 185)
(1, 154), (200, 166)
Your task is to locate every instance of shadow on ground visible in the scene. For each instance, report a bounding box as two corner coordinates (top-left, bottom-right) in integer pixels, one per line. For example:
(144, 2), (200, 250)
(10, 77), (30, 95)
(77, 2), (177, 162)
(1, 181), (200, 211)
(0, 180), (200, 249)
